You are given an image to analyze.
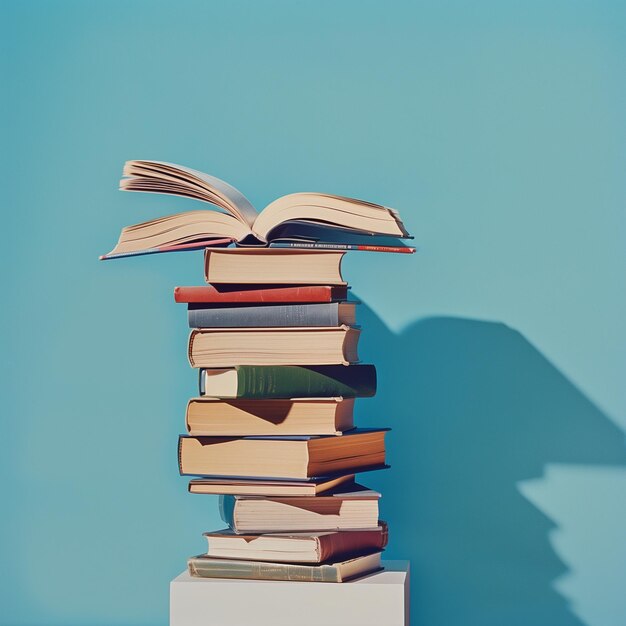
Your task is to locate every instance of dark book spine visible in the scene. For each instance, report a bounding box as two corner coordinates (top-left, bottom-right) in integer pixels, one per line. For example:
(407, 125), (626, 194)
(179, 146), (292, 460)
(238, 365), (376, 398)
(219, 495), (236, 527)
(177, 437), (184, 475)
(198, 365), (377, 398)
(187, 303), (339, 328)
(198, 368), (205, 395)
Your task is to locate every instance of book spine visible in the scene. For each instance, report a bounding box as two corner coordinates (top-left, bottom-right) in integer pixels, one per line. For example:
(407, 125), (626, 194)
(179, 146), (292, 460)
(380, 520), (389, 548)
(318, 527), (388, 562)
(187, 331), (197, 367)
(175, 285), (347, 304)
(219, 495), (236, 527)
(177, 437), (184, 475)
(187, 557), (340, 582)
(233, 365), (377, 399)
(269, 242), (416, 253)
(187, 303), (339, 328)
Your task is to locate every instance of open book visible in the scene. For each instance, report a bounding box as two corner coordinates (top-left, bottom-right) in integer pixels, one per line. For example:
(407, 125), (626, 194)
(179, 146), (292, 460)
(101, 160), (411, 259)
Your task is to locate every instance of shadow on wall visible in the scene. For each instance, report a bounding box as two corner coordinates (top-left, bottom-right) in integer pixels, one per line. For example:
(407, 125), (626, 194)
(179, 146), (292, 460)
(355, 307), (626, 626)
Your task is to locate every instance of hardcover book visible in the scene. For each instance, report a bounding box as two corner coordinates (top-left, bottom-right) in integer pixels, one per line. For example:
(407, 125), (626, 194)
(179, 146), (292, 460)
(188, 474), (356, 497)
(174, 284), (350, 304)
(177, 429), (387, 479)
(199, 364), (377, 399)
(187, 302), (357, 329)
(203, 524), (388, 563)
(187, 326), (361, 367)
(204, 248), (346, 285)
(187, 551), (383, 583)
(219, 484), (381, 533)
(185, 397), (355, 436)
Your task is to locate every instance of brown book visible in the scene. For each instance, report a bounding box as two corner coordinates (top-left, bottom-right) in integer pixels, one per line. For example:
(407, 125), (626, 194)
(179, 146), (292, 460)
(220, 484), (381, 533)
(203, 524), (388, 563)
(188, 551), (383, 583)
(188, 474), (356, 497)
(204, 248), (347, 285)
(178, 429), (387, 480)
(186, 397), (354, 436)
(187, 326), (360, 368)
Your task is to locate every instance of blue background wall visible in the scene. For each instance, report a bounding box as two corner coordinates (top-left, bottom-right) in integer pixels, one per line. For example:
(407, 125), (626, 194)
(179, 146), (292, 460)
(2, 1), (625, 625)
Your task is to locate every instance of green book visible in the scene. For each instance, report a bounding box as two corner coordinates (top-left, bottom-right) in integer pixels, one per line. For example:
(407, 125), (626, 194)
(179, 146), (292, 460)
(188, 551), (383, 583)
(199, 364), (376, 399)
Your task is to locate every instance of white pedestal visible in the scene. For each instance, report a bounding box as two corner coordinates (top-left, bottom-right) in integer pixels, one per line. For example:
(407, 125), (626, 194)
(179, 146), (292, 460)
(170, 560), (410, 626)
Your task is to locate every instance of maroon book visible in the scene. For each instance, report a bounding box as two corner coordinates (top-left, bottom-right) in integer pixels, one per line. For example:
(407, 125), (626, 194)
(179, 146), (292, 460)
(174, 285), (349, 304)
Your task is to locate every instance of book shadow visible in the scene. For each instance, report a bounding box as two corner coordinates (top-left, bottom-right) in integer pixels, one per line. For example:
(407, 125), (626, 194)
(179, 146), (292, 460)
(355, 307), (626, 626)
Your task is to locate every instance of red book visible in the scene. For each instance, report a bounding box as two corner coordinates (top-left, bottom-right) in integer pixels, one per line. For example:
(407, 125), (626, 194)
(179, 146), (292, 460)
(174, 285), (349, 304)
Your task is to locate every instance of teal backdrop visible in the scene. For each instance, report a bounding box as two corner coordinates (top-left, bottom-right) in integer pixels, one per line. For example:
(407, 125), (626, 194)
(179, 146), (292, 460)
(2, 1), (625, 625)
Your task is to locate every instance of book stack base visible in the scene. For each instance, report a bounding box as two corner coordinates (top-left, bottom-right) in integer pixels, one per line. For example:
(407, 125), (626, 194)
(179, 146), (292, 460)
(170, 560), (410, 626)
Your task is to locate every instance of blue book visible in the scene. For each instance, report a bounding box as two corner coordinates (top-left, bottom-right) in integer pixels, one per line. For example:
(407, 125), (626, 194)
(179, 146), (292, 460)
(188, 301), (357, 328)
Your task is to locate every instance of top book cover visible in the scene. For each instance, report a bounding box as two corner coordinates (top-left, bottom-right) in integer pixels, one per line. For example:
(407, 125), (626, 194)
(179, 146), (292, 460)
(100, 160), (413, 260)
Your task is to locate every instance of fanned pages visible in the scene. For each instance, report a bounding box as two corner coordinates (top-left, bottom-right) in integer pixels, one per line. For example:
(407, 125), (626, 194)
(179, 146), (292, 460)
(121, 160), (259, 226)
(102, 160), (411, 258)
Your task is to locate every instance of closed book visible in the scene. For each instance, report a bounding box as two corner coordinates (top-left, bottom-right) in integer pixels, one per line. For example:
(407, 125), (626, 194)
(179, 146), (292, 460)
(186, 397), (354, 436)
(188, 474), (356, 497)
(174, 285), (349, 304)
(177, 429), (387, 480)
(203, 524), (388, 563)
(187, 302), (357, 329)
(205, 249), (346, 285)
(219, 484), (381, 533)
(187, 551), (383, 583)
(188, 326), (360, 367)
(199, 365), (377, 399)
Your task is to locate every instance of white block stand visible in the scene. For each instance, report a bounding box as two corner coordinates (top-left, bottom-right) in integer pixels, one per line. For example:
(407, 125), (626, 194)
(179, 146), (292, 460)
(170, 560), (410, 626)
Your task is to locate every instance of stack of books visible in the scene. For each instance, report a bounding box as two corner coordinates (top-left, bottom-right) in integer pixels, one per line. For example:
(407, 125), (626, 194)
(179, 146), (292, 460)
(102, 160), (413, 585)
(178, 249), (389, 583)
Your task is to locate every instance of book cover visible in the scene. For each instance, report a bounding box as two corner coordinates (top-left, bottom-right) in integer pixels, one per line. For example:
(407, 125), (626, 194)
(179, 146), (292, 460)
(187, 302), (356, 329)
(187, 552), (384, 583)
(174, 285), (350, 304)
(199, 364), (377, 399)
